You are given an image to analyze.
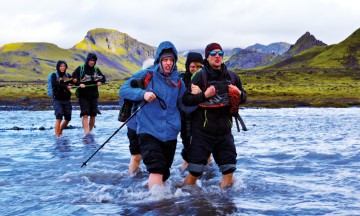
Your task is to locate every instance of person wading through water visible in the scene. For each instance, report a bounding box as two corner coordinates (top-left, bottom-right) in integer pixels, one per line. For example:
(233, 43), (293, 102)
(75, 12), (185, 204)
(179, 52), (204, 171)
(181, 43), (247, 189)
(50, 60), (77, 137)
(72, 53), (106, 137)
(120, 41), (189, 190)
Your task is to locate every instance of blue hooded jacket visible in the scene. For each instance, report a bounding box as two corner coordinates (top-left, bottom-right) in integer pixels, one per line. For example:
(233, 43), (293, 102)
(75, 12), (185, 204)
(119, 41), (186, 142)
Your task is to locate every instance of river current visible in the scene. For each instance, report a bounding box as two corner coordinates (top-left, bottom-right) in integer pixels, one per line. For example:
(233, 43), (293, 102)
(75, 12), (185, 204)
(0, 108), (359, 215)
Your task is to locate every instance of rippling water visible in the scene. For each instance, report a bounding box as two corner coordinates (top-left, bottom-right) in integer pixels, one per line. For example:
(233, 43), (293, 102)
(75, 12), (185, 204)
(1, 108), (359, 215)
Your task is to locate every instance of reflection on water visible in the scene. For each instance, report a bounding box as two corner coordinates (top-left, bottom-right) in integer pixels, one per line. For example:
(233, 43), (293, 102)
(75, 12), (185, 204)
(0, 108), (360, 215)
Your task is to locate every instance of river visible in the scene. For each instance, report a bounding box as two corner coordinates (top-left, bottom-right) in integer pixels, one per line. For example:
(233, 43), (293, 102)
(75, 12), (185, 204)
(1, 108), (359, 215)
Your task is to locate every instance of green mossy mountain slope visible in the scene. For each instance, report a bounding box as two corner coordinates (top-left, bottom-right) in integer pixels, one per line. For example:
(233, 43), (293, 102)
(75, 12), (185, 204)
(0, 28), (186, 82)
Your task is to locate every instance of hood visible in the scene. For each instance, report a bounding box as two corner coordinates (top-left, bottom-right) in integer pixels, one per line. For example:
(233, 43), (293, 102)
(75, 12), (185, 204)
(154, 41), (178, 64)
(85, 53), (98, 65)
(56, 60), (68, 72)
(185, 52), (203, 72)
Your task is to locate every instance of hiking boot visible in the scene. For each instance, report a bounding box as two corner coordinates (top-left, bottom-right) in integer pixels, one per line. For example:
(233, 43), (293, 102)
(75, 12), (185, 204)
(228, 88), (241, 116)
(94, 74), (104, 82)
(80, 74), (92, 83)
(199, 93), (229, 108)
(60, 77), (73, 82)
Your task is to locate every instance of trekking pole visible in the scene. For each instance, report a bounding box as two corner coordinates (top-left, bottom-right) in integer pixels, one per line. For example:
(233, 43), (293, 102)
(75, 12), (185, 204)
(234, 116), (241, 132)
(71, 84), (98, 88)
(81, 102), (147, 168)
(237, 113), (248, 131)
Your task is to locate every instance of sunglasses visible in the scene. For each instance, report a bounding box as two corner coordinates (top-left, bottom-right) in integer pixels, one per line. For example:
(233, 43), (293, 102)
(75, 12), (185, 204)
(209, 51), (224, 57)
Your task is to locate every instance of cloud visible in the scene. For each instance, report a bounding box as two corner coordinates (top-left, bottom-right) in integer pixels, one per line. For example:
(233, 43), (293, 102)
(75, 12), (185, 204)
(1, 0), (360, 51)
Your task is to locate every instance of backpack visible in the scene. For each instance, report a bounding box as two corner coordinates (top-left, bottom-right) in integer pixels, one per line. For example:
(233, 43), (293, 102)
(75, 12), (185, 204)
(198, 69), (248, 131)
(75, 65), (101, 98)
(47, 72), (71, 97)
(79, 64), (99, 78)
(197, 69), (237, 108)
(200, 69), (237, 91)
(118, 70), (181, 122)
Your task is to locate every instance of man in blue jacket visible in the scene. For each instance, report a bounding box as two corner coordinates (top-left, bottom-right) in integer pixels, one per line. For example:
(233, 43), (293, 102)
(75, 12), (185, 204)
(120, 41), (186, 190)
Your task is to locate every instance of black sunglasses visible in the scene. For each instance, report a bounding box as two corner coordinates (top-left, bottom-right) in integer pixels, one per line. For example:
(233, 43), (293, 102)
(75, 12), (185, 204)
(209, 51), (224, 57)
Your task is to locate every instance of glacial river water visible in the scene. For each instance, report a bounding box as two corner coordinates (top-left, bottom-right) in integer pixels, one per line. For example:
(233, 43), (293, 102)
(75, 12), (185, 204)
(0, 108), (359, 215)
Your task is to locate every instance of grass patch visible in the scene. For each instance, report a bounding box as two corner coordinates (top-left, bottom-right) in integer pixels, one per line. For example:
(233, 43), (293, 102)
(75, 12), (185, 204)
(236, 67), (360, 107)
(1, 68), (360, 108)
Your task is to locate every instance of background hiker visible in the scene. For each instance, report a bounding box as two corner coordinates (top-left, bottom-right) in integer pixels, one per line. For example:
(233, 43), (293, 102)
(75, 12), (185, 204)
(50, 60), (77, 138)
(72, 53), (106, 136)
(120, 41), (187, 190)
(180, 52), (203, 171)
(181, 43), (247, 189)
(118, 57), (155, 175)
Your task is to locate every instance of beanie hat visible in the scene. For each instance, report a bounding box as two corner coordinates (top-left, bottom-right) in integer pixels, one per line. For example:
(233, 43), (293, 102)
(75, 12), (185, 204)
(159, 49), (175, 62)
(205, 43), (223, 58)
(185, 52), (203, 72)
(159, 49), (175, 74)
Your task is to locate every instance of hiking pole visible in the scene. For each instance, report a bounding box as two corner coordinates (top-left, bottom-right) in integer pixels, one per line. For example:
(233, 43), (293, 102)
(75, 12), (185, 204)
(70, 84), (98, 88)
(237, 113), (248, 131)
(81, 102), (147, 168)
(234, 116), (241, 132)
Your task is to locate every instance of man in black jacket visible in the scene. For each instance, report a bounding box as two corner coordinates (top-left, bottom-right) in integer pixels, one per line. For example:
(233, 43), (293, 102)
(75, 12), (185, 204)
(181, 43), (247, 189)
(72, 53), (106, 136)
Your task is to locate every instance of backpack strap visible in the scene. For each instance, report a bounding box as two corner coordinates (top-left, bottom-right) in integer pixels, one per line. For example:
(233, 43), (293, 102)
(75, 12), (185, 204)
(80, 65), (98, 77)
(142, 70), (181, 90)
(201, 69), (209, 91)
(228, 70), (237, 85)
(143, 71), (154, 89)
(80, 65), (84, 78)
(54, 72), (59, 80)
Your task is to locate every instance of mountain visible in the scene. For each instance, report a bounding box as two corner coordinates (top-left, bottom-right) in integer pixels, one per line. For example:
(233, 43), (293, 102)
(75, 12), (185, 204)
(307, 28), (360, 69)
(0, 43), (77, 81)
(0, 28), (185, 82)
(181, 48), (234, 58)
(269, 28), (360, 69)
(270, 32), (327, 65)
(1, 28), (359, 82)
(225, 49), (276, 69)
(246, 42), (291, 55)
(224, 42), (290, 69)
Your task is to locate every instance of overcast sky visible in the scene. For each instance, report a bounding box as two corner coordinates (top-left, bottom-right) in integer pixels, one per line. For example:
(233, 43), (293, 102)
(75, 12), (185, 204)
(1, 0), (360, 51)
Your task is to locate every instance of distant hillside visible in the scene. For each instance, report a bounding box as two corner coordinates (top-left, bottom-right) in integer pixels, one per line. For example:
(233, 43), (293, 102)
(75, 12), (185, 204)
(225, 49), (276, 69)
(1, 27), (359, 82)
(308, 28), (360, 69)
(181, 48), (233, 58)
(225, 42), (290, 69)
(269, 28), (360, 69)
(0, 43), (78, 81)
(270, 32), (327, 66)
(246, 42), (291, 55)
(0, 28), (185, 82)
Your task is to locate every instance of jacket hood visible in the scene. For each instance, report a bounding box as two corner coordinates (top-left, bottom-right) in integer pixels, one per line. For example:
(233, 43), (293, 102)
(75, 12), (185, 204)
(154, 41), (178, 64)
(185, 52), (203, 72)
(85, 53), (98, 65)
(56, 60), (68, 72)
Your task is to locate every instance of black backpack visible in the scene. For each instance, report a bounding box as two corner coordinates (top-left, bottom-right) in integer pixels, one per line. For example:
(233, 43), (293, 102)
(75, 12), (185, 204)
(199, 69), (248, 132)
